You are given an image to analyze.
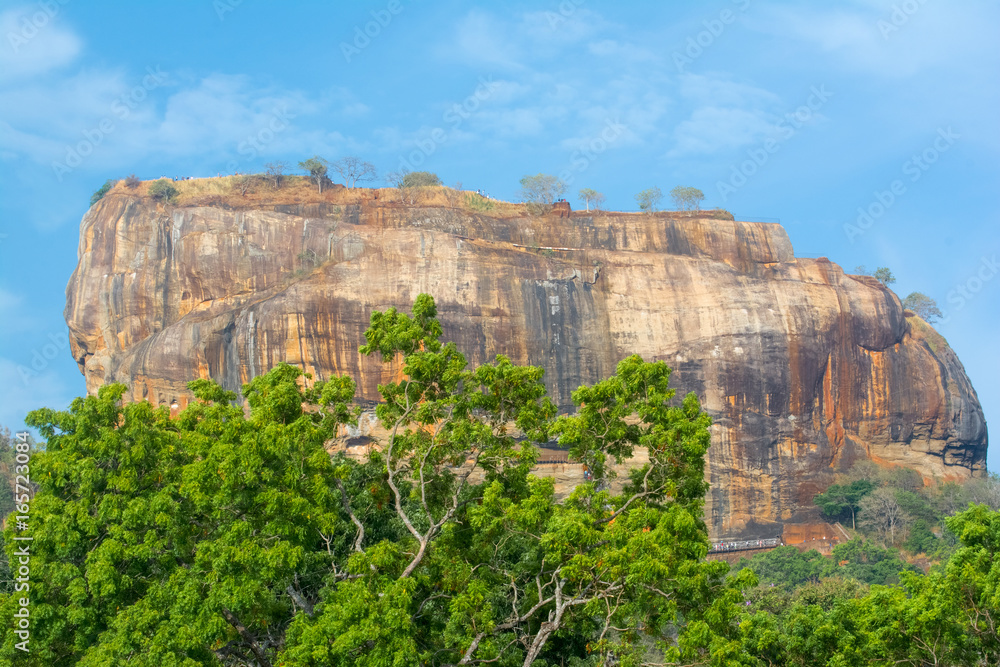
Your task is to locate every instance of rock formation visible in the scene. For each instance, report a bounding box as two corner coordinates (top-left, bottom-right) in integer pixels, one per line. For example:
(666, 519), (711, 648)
(65, 181), (988, 538)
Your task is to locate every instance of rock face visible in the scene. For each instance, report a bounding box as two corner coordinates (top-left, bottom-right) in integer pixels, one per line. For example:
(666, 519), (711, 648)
(65, 185), (988, 538)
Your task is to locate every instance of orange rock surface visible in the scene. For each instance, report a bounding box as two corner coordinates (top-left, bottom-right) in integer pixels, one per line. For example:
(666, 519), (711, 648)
(65, 182), (988, 537)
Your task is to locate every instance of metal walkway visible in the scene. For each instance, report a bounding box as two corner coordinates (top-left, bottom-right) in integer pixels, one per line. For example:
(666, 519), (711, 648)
(710, 537), (782, 553)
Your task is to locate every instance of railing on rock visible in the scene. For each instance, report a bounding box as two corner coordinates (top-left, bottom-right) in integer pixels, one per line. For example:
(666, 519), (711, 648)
(710, 537), (782, 553)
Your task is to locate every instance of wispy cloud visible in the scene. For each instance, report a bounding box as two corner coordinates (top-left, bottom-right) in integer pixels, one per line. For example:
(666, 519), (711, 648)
(0, 6), (81, 82)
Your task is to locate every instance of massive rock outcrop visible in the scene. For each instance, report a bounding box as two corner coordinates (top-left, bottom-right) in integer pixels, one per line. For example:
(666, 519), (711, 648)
(65, 182), (988, 538)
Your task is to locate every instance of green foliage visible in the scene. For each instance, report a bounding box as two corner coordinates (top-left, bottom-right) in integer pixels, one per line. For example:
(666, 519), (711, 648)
(669, 185), (705, 211)
(735, 505), (1000, 666)
(1, 295), (748, 665)
(902, 291), (943, 323)
(7, 296), (998, 666)
(0, 366), (359, 665)
(401, 171), (441, 187)
(853, 265), (896, 286)
(829, 538), (917, 585)
(635, 186), (662, 213)
(733, 547), (827, 589)
(903, 519), (938, 554)
(872, 266), (895, 286)
(814, 479), (875, 529)
(148, 179), (178, 203)
(463, 192), (494, 212)
(298, 155), (330, 193)
(89, 179), (116, 206)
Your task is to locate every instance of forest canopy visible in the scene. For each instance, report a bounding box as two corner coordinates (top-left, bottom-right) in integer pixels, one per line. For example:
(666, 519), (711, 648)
(1, 295), (997, 666)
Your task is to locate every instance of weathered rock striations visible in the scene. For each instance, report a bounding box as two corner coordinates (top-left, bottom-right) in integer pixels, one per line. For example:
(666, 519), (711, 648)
(65, 184), (988, 538)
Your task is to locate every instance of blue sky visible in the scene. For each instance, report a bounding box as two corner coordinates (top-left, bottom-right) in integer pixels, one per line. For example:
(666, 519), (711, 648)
(0, 0), (996, 470)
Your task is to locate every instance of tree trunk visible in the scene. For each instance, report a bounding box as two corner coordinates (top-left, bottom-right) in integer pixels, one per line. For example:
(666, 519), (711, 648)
(220, 606), (271, 667)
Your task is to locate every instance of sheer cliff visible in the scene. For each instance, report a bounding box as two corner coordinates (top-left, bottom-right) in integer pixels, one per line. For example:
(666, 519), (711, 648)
(65, 183), (988, 537)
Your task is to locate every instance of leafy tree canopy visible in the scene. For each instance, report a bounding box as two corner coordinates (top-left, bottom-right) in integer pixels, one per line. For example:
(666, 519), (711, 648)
(635, 186), (662, 213)
(298, 156), (330, 193)
(148, 179), (178, 203)
(0, 295), (751, 666)
(89, 179), (116, 206)
(902, 291), (943, 323)
(669, 186), (704, 211)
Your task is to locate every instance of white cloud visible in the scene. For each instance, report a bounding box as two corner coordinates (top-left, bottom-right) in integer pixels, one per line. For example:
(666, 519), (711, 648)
(668, 106), (776, 158)
(587, 39), (656, 62)
(747, 1), (1000, 78)
(0, 6), (81, 82)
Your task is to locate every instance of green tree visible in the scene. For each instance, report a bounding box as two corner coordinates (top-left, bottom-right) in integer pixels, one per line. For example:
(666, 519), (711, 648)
(298, 156), (331, 193)
(0, 366), (357, 665)
(902, 292), (943, 323)
(830, 537), (916, 585)
(89, 179), (116, 206)
(635, 186), (662, 213)
(401, 171), (441, 188)
(733, 546), (827, 589)
(148, 179), (178, 203)
(814, 479), (875, 529)
(577, 187), (605, 211)
(670, 185), (704, 211)
(872, 266), (895, 287)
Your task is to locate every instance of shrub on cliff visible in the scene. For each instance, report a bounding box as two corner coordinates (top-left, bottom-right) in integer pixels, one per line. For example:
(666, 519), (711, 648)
(519, 173), (565, 215)
(89, 179), (117, 206)
(148, 179), (178, 203)
(124, 173), (141, 188)
(401, 170), (440, 188)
